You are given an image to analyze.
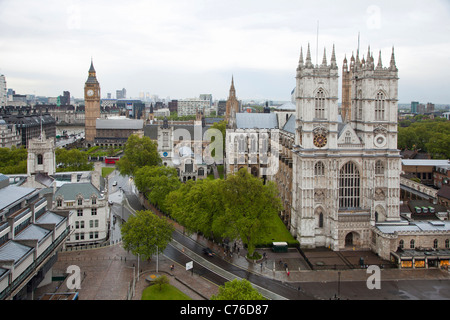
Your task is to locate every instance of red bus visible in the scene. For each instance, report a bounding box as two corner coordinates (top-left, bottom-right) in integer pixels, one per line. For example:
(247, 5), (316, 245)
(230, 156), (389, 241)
(105, 156), (120, 164)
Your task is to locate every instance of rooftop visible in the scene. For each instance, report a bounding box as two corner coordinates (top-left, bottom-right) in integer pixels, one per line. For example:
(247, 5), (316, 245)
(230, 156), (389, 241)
(236, 113), (278, 129)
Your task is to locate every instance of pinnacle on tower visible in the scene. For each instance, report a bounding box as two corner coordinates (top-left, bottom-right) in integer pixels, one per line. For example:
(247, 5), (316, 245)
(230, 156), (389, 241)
(376, 50), (383, 69)
(298, 47), (304, 68)
(305, 43), (313, 68)
(331, 44), (337, 69)
(321, 47), (327, 66)
(389, 46), (398, 71)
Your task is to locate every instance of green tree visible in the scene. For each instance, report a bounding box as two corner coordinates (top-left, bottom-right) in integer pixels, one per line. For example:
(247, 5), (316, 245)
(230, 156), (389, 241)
(166, 168), (283, 257)
(116, 135), (161, 176)
(121, 210), (174, 261)
(0, 146), (27, 174)
(55, 148), (94, 172)
(211, 279), (266, 300)
(134, 166), (181, 213)
(218, 168), (283, 257)
(166, 179), (224, 237)
(153, 275), (170, 292)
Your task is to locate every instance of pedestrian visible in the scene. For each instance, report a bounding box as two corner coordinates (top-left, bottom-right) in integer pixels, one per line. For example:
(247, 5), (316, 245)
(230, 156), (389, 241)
(170, 264), (174, 271)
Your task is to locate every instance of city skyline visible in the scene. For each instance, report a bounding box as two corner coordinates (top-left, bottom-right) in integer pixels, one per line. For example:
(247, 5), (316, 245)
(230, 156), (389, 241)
(0, 0), (449, 103)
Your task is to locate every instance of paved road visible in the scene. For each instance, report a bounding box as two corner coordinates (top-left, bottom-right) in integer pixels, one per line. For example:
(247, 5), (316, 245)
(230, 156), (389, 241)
(103, 171), (450, 300)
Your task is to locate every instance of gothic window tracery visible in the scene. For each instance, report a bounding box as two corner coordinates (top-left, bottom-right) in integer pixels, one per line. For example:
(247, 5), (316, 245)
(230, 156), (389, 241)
(314, 161), (325, 176)
(375, 91), (385, 121)
(375, 160), (385, 175)
(339, 162), (360, 209)
(315, 89), (325, 119)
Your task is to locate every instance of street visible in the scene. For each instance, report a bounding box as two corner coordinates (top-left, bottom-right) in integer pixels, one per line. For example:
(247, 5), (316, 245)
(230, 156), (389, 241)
(100, 170), (450, 300)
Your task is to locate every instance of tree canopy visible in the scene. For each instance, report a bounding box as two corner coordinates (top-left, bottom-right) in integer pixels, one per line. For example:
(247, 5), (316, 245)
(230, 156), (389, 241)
(211, 279), (266, 300)
(56, 148), (94, 172)
(166, 168), (283, 256)
(398, 119), (450, 159)
(121, 210), (174, 261)
(0, 146), (27, 174)
(116, 135), (161, 176)
(134, 166), (181, 213)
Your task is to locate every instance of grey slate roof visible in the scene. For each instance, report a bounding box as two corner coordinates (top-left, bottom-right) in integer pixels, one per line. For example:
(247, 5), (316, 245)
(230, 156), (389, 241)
(96, 118), (144, 130)
(282, 115), (296, 134)
(15, 224), (51, 243)
(0, 185), (36, 211)
(53, 182), (101, 201)
(236, 113), (278, 129)
(36, 211), (65, 226)
(0, 241), (33, 263)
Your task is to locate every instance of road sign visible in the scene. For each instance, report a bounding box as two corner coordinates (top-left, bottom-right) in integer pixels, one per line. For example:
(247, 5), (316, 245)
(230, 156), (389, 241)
(186, 261), (193, 271)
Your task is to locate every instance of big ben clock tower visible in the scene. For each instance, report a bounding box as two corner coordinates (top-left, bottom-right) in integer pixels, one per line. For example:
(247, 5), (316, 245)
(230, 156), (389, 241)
(84, 59), (101, 145)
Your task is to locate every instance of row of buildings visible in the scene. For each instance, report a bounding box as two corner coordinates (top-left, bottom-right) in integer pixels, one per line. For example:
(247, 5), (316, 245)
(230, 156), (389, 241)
(0, 131), (109, 299)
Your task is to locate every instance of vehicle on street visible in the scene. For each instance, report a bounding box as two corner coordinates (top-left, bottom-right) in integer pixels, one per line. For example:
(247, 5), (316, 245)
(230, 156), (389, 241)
(202, 248), (215, 257)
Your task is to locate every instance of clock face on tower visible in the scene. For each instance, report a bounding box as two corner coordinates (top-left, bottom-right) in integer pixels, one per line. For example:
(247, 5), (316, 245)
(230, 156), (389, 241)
(313, 134), (328, 148)
(87, 89), (94, 97)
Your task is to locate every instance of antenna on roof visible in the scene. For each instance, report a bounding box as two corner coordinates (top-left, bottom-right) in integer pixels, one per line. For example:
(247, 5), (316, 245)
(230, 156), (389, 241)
(316, 21), (319, 66)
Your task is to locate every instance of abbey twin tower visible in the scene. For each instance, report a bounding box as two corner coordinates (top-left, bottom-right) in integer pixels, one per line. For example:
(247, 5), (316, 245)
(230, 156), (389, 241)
(226, 43), (402, 258)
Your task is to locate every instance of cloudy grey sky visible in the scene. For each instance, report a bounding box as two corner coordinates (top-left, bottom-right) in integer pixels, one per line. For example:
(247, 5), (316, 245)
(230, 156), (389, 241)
(0, 0), (449, 103)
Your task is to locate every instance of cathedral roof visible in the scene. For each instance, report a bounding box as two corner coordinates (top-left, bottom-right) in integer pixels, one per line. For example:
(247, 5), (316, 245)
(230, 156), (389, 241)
(235, 113), (278, 129)
(276, 102), (296, 111)
(282, 115), (296, 134)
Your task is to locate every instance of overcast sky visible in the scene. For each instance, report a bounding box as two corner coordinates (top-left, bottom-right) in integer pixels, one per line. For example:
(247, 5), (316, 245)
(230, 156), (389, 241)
(0, 0), (449, 103)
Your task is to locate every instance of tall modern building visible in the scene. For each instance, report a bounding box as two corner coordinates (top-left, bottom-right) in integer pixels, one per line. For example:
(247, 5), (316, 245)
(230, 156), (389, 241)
(0, 74), (7, 108)
(84, 60), (101, 145)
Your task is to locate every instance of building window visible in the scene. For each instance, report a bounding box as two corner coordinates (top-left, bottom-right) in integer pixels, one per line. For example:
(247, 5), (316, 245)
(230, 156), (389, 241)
(375, 160), (384, 175)
(78, 198), (83, 206)
(375, 91), (385, 121)
(339, 162), (360, 209)
(315, 89), (325, 119)
(37, 154), (43, 165)
(77, 209), (83, 217)
(445, 239), (450, 249)
(314, 161), (325, 176)
(433, 239), (438, 249)
(399, 240), (404, 249)
(318, 212), (324, 228)
(91, 208), (97, 216)
(92, 197), (97, 205)
(57, 199), (62, 207)
(410, 239), (415, 249)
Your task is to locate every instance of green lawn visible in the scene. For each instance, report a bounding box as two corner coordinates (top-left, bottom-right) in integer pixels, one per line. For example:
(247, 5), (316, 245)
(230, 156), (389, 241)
(141, 284), (192, 300)
(255, 213), (298, 247)
(102, 167), (115, 178)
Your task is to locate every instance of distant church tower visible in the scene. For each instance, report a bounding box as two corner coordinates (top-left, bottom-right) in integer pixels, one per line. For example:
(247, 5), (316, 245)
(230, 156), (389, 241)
(225, 76), (240, 126)
(27, 131), (56, 176)
(84, 59), (101, 145)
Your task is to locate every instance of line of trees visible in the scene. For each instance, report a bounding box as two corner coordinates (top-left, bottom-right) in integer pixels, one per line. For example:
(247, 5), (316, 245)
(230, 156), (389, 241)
(118, 134), (283, 259)
(398, 118), (450, 159)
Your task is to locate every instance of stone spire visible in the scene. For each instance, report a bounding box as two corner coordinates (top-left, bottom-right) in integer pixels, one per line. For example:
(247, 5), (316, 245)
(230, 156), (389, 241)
(298, 47), (304, 68)
(389, 46), (398, 71)
(376, 50), (383, 69)
(321, 47), (327, 66)
(330, 44), (337, 69)
(305, 43), (313, 68)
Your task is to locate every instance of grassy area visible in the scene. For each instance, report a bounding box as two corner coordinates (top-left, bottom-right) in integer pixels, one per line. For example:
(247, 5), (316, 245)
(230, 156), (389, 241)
(102, 167), (115, 178)
(141, 283), (192, 300)
(255, 213), (298, 248)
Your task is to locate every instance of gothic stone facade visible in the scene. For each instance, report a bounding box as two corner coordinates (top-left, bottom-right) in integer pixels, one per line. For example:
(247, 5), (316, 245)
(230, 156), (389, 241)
(291, 44), (401, 251)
